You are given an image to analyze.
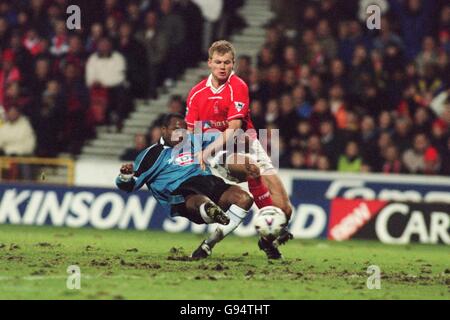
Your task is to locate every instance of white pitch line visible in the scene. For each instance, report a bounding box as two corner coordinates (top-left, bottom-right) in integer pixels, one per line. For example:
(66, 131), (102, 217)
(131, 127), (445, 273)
(0, 274), (143, 281)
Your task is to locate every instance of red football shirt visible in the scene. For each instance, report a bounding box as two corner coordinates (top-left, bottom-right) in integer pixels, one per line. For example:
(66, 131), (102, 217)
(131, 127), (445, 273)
(185, 72), (254, 133)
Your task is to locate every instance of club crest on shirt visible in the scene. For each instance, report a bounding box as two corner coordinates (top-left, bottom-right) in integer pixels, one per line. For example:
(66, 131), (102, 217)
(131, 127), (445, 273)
(174, 152), (194, 166)
(234, 101), (245, 112)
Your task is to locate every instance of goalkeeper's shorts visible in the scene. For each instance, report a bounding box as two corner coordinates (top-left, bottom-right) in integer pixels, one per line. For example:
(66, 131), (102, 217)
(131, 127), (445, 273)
(170, 175), (233, 224)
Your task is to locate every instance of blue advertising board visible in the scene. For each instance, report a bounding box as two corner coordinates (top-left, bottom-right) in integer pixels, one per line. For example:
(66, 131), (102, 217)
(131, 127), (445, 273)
(1, 171), (449, 244)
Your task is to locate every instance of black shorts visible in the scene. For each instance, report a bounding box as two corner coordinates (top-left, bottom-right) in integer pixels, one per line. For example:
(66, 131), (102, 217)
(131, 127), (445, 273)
(170, 175), (233, 224)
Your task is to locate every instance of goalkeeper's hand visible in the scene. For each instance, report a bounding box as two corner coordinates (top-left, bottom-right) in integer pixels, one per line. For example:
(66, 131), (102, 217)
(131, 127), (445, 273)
(119, 163), (134, 182)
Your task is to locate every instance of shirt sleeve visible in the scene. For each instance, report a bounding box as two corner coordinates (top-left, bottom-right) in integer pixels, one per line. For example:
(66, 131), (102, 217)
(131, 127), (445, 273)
(227, 79), (250, 121)
(116, 146), (160, 193)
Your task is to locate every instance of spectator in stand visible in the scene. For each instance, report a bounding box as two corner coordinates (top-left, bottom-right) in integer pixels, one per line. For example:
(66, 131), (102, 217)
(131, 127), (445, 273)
(257, 45), (276, 76)
(290, 120), (311, 150)
(235, 55), (252, 84)
(250, 100), (266, 131)
(337, 141), (363, 173)
(378, 111), (394, 134)
(431, 119), (448, 152)
(0, 49), (21, 107)
(388, 0), (437, 60)
(359, 115), (378, 163)
(402, 133), (431, 174)
(278, 93), (300, 143)
(117, 21), (148, 99)
(317, 154), (331, 171)
(441, 136), (450, 175)
(120, 133), (148, 161)
(265, 98), (279, 126)
(261, 65), (286, 101)
(23, 28), (44, 57)
(0, 106), (36, 156)
(413, 107), (432, 134)
(319, 119), (341, 169)
(8, 31), (33, 80)
(0, 17), (9, 51)
(33, 79), (65, 157)
(423, 145), (441, 175)
(159, 0), (186, 88)
(61, 63), (90, 154)
(167, 95), (186, 115)
(288, 149), (307, 170)
(309, 98), (333, 132)
(175, 0), (203, 68)
(136, 11), (169, 98)
(148, 125), (162, 145)
(29, 58), (51, 98)
(2, 81), (31, 117)
(304, 134), (322, 169)
(292, 85), (312, 119)
(125, 1), (142, 30)
(86, 23), (104, 54)
(49, 19), (69, 57)
(381, 145), (404, 174)
(248, 68), (269, 105)
(415, 36), (439, 76)
(85, 37), (129, 129)
(316, 19), (337, 59)
(373, 17), (404, 53)
(57, 35), (87, 78)
(392, 117), (413, 153)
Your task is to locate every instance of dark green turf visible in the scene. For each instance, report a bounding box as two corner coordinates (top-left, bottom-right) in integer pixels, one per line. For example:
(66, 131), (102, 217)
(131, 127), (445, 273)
(0, 225), (448, 299)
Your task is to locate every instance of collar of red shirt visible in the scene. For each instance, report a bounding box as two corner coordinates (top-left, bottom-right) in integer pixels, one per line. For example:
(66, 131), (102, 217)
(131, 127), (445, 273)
(206, 71), (234, 94)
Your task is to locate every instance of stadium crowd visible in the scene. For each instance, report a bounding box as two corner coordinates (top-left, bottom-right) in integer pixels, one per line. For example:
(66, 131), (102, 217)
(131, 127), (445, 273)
(249, 0), (449, 176)
(136, 0), (449, 176)
(0, 0), (244, 156)
(0, 0), (448, 176)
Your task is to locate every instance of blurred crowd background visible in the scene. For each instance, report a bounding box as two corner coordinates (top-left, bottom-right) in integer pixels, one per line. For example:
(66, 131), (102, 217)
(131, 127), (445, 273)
(0, 0), (448, 176)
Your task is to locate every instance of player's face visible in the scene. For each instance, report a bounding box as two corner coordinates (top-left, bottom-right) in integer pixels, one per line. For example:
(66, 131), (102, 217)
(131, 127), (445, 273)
(162, 117), (187, 147)
(208, 52), (234, 84)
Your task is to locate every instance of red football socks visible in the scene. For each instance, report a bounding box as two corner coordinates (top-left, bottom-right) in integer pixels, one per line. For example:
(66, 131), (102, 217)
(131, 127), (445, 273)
(247, 176), (273, 208)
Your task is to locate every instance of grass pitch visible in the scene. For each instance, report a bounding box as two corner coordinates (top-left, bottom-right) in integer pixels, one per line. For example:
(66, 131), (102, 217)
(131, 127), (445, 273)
(0, 224), (448, 300)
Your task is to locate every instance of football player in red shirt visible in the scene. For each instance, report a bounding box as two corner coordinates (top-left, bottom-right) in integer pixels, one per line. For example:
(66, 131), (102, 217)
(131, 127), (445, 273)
(186, 40), (293, 259)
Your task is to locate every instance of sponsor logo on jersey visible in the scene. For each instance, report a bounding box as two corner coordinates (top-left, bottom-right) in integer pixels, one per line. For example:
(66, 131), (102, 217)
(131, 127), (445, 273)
(202, 120), (227, 130)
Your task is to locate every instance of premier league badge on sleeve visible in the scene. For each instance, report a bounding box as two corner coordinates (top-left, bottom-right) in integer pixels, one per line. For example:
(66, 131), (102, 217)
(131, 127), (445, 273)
(234, 101), (245, 112)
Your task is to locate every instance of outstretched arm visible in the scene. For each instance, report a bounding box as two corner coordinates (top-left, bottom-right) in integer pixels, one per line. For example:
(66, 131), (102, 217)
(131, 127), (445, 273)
(115, 163), (136, 192)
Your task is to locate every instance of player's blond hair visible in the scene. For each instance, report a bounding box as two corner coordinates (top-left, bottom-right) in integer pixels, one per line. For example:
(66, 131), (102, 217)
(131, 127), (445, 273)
(208, 40), (236, 61)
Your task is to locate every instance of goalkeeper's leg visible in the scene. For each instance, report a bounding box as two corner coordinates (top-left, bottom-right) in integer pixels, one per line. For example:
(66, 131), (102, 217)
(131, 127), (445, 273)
(184, 194), (230, 225)
(192, 186), (253, 259)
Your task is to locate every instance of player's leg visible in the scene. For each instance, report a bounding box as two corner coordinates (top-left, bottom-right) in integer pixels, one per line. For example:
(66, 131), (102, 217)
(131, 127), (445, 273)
(192, 185), (253, 259)
(245, 139), (294, 259)
(224, 153), (275, 209)
(224, 153), (259, 182)
(184, 194), (230, 225)
(261, 174), (292, 219)
(248, 138), (293, 218)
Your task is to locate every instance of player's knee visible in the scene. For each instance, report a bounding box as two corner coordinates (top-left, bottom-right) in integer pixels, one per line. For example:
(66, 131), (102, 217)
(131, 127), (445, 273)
(231, 190), (253, 211)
